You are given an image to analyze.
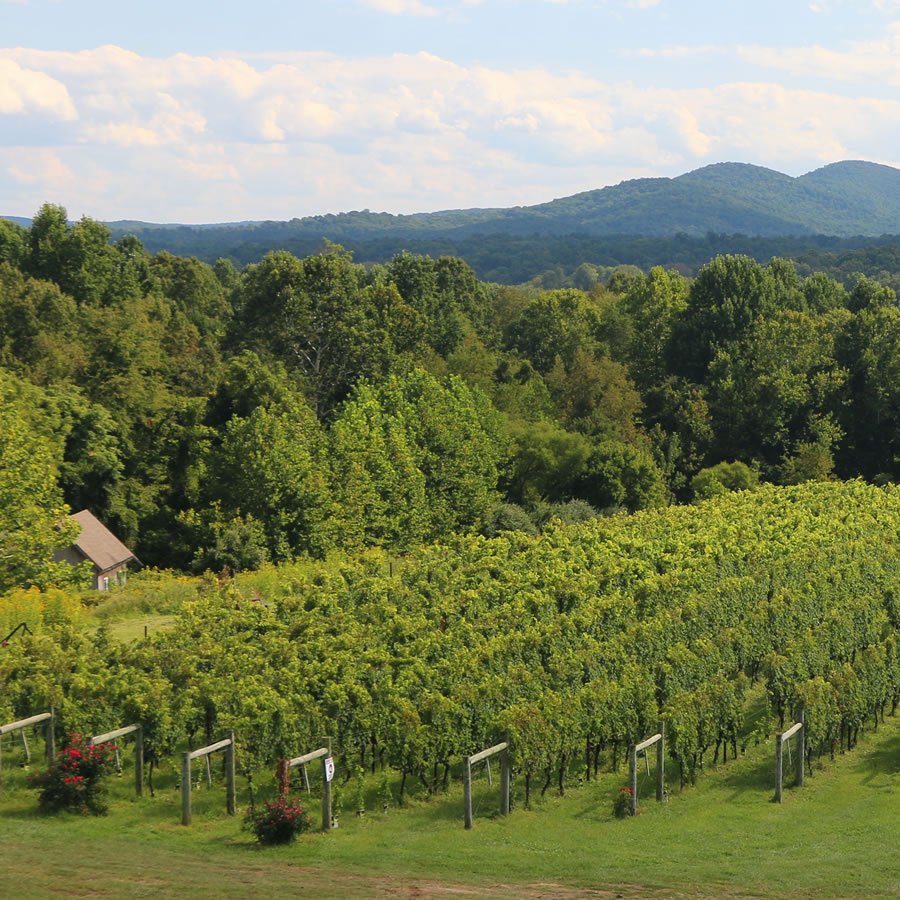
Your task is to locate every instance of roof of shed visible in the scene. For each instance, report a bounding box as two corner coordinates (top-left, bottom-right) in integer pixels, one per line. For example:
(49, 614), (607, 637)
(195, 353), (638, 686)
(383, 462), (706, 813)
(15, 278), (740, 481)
(69, 510), (135, 572)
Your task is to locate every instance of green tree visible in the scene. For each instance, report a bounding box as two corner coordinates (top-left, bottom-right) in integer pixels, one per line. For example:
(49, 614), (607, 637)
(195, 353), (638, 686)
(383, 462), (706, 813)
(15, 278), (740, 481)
(236, 249), (421, 414)
(502, 418), (591, 506)
(0, 217), (27, 267)
(374, 370), (508, 538)
(690, 460), (759, 501)
(504, 289), (602, 374)
(209, 402), (334, 560)
(622, 267), (689, 390)
(577, 440), (668, 512)
(0, 379), (83, 591)
(670, 255), (778, 379)
(330, 385), (428, 550)
(706, 309), (848, 470)
(151, 251), (231, 336)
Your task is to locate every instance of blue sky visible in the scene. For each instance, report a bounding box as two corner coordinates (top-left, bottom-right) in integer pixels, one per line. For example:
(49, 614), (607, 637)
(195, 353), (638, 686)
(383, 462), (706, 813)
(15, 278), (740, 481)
(2, 0), (899, 221)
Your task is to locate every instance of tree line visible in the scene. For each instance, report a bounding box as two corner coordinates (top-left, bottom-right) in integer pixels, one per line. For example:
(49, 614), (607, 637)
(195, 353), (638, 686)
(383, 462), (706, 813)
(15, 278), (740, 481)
(0, 204), (898, 583)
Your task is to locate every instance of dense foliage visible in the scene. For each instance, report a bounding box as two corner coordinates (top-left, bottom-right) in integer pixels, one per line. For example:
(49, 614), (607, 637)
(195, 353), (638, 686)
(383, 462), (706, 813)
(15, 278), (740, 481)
(1, 205), (898, 583)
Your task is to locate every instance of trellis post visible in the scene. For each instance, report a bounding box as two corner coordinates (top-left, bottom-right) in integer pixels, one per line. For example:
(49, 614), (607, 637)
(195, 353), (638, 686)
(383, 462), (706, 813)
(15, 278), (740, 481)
(287, 746), (335, 831)
(321, 754), (331, 829)
(629, 730), (664, 816)
(47, 708), (56, 763)
(226, 730), (236, 816)
(796, 708), (805, 788)
(0, 711), (54, 780)
(181, 751), (192, 825)
(774, 718), (803, 803)
(463, 740), (510, 829)
(656, 721), (665, 803)
(181, 733), (237, 825)
(500, 743), (511, 816)
(91, 724), (144, 797)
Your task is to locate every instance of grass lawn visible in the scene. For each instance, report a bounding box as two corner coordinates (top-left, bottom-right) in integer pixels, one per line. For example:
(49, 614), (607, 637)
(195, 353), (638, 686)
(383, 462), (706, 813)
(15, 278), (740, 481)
(96, 613), (177, 643)
(1, 707), (898, 898)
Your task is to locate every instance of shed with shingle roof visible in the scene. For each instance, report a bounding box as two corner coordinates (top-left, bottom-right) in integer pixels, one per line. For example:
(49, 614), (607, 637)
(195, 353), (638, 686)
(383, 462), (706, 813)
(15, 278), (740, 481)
(54, 510), (137, 590)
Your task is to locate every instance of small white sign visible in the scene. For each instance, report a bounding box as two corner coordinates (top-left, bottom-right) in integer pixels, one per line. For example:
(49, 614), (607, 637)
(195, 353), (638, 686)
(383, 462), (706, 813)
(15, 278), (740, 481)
(324, 756), (335, 783)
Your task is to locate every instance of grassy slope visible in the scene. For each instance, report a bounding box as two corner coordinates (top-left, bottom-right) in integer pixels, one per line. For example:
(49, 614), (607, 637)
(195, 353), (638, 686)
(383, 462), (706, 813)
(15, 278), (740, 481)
(1, 706), (898, 898)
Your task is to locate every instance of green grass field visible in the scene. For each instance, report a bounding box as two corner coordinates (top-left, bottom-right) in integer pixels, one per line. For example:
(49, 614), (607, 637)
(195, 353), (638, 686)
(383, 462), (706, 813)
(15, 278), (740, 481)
(1, 704), (898, 898)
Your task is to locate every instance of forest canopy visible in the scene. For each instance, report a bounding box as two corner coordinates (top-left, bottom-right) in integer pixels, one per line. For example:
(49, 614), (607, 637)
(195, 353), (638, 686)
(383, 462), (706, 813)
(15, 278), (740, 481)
(0, 204), (898, 581)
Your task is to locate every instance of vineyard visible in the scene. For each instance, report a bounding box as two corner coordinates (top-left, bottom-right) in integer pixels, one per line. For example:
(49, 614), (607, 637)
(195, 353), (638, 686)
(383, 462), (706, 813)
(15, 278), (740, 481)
(1, 480), (898, 820)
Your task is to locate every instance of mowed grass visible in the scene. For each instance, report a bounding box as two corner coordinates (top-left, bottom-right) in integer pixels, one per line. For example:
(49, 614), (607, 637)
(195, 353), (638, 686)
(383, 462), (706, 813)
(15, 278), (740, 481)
(1, 710), (899, 898)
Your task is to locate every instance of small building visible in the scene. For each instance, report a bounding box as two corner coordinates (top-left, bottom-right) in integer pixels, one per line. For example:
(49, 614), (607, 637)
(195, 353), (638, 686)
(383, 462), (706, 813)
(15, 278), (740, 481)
(55, 510), (137, 591)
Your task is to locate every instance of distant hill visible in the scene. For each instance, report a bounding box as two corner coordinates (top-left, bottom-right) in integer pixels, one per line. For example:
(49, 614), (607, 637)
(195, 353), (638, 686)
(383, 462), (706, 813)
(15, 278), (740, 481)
(4, 160), (899, 281)
(95, 159), (900, 241)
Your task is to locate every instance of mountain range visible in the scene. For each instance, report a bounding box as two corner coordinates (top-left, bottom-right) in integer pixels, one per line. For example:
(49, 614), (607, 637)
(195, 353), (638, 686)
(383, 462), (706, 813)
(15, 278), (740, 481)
(4, 161), (899, 279)
(96, 159), (900, 240)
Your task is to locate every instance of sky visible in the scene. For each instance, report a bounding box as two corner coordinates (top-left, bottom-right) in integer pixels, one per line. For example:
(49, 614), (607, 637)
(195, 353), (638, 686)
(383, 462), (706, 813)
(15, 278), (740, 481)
(2, 0), (899, 222)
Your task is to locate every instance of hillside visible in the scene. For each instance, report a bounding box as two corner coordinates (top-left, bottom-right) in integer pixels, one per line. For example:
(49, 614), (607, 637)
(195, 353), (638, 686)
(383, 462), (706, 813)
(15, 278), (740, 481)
(5, 161), (899, 278)
(69, 160), (900, 273)
(109, 159), (900, 244)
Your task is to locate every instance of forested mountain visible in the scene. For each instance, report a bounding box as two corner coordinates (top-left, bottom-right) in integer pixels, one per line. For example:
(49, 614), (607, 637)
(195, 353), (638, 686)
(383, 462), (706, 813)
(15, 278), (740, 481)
(1, 203), (898, 584)
(117, 160), (898, 235)
(98, 160), (900, 243)
(5, 162), (900, 283)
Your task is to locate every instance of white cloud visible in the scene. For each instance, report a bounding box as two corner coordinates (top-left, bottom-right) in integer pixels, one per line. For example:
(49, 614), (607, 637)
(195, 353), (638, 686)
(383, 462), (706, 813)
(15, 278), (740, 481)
(738, 22), (900, 85)
(0, 44), (898, 222)
(0, 59), (77, 120)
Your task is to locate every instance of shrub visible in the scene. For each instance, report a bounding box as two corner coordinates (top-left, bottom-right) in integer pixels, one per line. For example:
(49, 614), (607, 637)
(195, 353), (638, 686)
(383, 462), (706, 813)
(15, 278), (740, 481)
(613, 786), (632, 819)
(691, 460), (758, 501)
(28, 734), (116, 815)
(482, 503), (538, 537)
(247, 797), (312, 845)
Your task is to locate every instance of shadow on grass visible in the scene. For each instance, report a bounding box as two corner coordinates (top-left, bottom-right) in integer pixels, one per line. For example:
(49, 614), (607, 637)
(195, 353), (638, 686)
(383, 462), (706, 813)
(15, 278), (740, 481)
(717, 754), (777, 801)
(853, 720), (900, 788)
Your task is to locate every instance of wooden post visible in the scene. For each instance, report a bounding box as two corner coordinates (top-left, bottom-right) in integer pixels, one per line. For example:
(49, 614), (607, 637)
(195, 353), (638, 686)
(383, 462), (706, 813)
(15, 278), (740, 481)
(287, 747), (333, 831)
(629, 743), (638, 816)
(0, 712), (54, 780)
(225, 730), (236, 816)
(774, 732), (783, 803)
(91, 724), (143, 797)
(181, 752), (192, 825)
(775, 721), (801, 803)
(656, 722), (665, 803)
(20, 728), (30, 765)
(46, 708), (55, 764)
(134, 726), (144, 797)
(321, 755), (332, 831)
(796, 709), (805, 788)
(463, 742), (509, 827)
(500, 745), (511, 816)
(463, 756), (473, 829)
